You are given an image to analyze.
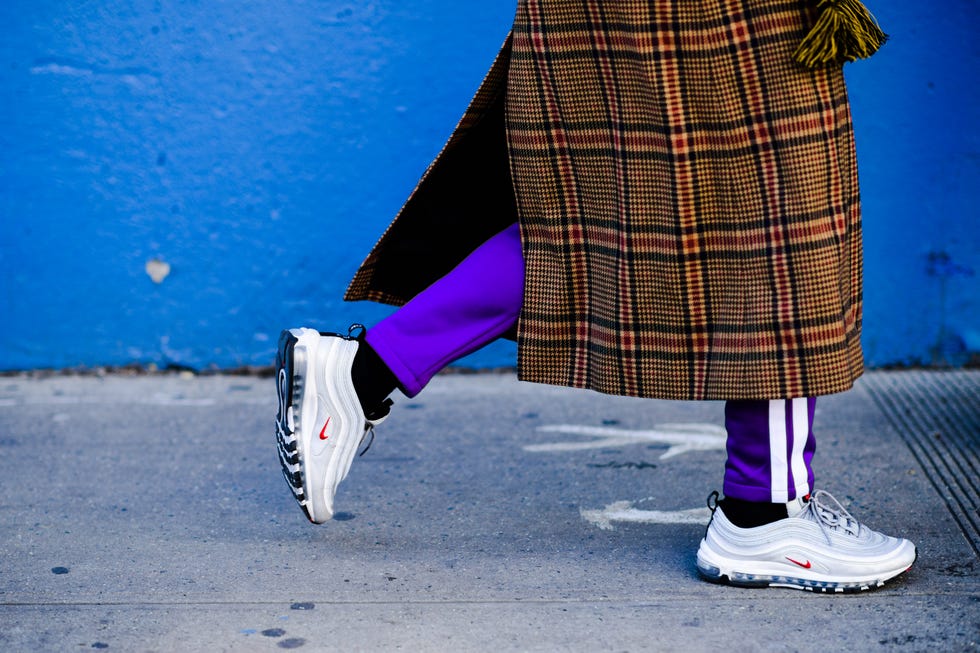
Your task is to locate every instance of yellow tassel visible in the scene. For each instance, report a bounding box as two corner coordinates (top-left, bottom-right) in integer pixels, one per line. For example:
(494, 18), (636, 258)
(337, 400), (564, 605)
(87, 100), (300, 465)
(793, 0), (888, 68)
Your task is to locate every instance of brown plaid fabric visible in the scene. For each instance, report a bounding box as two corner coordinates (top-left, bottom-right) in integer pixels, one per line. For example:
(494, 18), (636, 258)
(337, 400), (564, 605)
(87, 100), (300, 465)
(347, 0), (864, 400)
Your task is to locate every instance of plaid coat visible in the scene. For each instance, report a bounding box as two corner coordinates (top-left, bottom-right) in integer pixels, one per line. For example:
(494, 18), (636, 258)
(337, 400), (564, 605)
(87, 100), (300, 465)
(346, 0), (864, 401)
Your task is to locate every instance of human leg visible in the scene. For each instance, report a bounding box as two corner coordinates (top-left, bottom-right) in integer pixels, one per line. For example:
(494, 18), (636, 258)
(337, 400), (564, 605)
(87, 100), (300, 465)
(363, 222), (524, 398)
(275, 223), (523, 523)
(723, 398), (817, 506)
(697, 397), (916, 592)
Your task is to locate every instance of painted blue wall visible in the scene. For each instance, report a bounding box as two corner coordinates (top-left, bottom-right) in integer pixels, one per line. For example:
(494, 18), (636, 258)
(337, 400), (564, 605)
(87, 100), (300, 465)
(847, 2), (979, 366)
(1, 1), (977, 371)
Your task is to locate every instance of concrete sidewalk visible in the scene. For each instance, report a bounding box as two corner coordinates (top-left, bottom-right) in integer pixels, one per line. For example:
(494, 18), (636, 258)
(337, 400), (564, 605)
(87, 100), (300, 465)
(0, 371), (977, 652)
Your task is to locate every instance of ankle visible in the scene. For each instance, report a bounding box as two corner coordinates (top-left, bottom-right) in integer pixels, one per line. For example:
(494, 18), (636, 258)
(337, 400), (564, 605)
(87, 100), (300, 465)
(718, 497), (789, 528)
(350, 337), (399, 413)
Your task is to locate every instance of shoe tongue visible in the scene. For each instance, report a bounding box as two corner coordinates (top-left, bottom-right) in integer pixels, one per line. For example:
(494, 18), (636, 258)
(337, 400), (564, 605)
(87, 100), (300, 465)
(786, 495), (809, 518)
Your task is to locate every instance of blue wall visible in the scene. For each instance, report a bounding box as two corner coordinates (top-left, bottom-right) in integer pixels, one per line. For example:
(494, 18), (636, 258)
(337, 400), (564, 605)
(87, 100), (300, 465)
(1, 1), (977, 371)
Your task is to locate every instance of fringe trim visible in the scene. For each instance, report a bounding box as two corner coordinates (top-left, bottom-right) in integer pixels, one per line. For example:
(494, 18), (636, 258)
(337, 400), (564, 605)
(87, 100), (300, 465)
(794, 0), (888, 68)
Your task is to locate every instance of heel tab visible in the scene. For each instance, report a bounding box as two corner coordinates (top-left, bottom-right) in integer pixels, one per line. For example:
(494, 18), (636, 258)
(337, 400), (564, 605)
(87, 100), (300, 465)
(347, 323), (367, 340)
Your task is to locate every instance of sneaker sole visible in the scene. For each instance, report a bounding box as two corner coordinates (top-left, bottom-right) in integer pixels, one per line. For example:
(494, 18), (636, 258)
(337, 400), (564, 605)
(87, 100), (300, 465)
(275, 329), (316, 523)
(695, 550), (917, 594)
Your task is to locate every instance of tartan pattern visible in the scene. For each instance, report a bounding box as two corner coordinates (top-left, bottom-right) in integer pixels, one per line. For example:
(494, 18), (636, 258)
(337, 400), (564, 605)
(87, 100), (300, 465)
(347, 0), (864, 400)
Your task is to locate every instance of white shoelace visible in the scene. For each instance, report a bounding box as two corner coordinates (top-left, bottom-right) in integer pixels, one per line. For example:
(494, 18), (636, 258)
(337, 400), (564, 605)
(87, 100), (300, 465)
(804, 490), (864, 542)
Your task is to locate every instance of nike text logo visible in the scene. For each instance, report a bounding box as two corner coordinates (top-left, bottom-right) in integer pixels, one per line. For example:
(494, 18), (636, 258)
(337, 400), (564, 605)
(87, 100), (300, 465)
(786, 557), (812, 569)
(319, 416), (331, 440)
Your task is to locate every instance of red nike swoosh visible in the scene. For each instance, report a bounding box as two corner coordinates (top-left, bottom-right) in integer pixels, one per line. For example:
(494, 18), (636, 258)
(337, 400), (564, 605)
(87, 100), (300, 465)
(319, 416), (331, 440)
(786, 557), (812, 569)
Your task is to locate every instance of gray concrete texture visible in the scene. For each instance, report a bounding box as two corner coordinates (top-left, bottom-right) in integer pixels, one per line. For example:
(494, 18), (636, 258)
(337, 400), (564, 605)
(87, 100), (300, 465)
(0, 371), (977, 652)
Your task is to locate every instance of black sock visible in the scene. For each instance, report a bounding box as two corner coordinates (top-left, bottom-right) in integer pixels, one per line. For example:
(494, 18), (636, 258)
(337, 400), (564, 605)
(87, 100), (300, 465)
(718, 497), (789, 528)
(350, 339), (398, 414)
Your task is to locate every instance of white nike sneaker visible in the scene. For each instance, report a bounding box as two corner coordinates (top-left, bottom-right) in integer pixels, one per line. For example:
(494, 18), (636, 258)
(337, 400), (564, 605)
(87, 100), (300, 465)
(275, 326), (391, 523)
(696, 490), (916, 592)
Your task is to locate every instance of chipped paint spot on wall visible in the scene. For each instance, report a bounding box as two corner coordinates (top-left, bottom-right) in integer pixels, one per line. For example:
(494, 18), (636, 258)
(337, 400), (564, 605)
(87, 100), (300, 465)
(145, 258), (171, 284)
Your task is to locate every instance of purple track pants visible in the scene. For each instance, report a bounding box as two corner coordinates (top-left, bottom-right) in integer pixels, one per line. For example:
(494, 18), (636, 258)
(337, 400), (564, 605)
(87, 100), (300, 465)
(366, 224), (815, 503)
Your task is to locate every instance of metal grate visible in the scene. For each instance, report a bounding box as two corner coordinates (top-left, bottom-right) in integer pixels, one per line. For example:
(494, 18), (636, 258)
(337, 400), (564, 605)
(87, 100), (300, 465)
(863, 371), (980, 557)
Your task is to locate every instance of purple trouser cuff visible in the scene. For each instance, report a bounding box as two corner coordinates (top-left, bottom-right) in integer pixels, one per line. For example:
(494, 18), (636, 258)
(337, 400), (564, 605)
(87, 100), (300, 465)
(365, 223), (524, 398)
(723, 398), (817, 503)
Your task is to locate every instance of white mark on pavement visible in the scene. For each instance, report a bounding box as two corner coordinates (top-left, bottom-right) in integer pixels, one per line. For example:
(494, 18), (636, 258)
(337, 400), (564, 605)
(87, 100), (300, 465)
(526, 423), (726, 459)
(0, 396), (219, 407)
(581, 500), (711, 530)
